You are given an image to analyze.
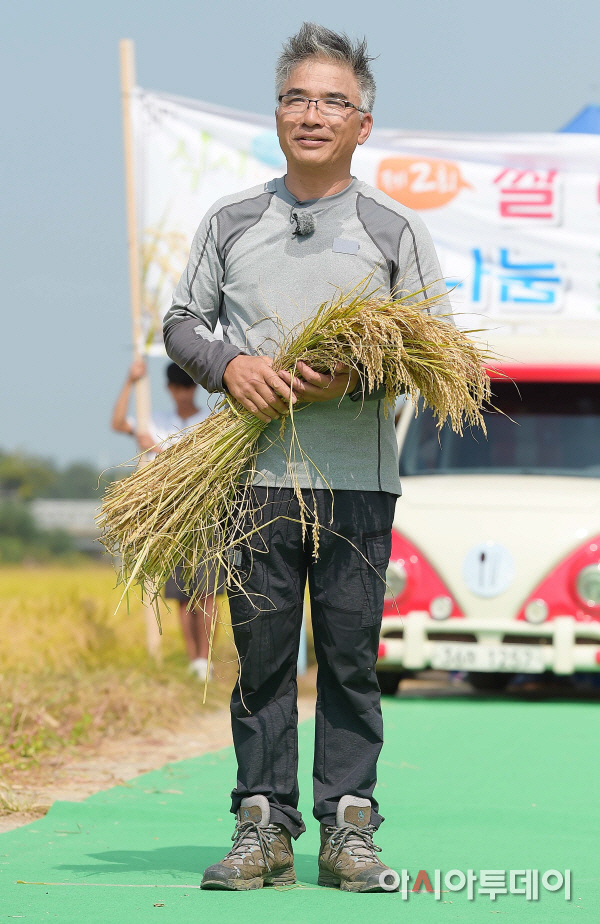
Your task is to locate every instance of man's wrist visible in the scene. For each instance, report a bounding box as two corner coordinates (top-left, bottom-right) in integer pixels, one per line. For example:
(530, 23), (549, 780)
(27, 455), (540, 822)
(222, 351), (247, 394)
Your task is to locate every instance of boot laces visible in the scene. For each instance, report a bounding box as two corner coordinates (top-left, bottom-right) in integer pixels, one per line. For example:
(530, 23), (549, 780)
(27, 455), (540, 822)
(327, 824), (382, 867)
(224, 820), (281, 868)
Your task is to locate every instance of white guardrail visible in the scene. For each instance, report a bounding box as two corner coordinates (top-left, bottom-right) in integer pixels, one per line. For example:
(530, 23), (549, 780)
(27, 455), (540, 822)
(30, 499), (101, 552)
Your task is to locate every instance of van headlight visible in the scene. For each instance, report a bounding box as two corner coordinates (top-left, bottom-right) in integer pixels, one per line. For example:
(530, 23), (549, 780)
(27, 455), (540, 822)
(385, 560), (407, 600)
(576, 564), (600, 607)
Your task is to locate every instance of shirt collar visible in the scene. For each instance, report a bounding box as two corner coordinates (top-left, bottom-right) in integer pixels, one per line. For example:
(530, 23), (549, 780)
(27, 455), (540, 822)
(272, 176), (357, 212)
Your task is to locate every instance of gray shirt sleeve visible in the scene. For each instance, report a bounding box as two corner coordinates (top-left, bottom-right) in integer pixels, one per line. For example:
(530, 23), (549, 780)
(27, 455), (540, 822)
(396, 212), (454, 321)
(163, 214), (242, 392)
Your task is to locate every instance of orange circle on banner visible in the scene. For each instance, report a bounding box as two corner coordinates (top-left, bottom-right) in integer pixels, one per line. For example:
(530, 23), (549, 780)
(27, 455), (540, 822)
(376, 157), (471, 210)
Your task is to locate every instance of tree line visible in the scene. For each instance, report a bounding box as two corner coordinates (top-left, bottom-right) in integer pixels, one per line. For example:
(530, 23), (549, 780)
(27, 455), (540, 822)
(0, 450), (120, 563)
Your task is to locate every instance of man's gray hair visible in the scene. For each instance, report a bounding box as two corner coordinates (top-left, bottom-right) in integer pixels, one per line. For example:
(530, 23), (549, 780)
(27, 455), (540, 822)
(276, 22), (376, 113)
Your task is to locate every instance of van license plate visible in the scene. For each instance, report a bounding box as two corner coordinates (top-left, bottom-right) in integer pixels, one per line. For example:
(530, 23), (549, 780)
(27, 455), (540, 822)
(430, 643), (545, 673)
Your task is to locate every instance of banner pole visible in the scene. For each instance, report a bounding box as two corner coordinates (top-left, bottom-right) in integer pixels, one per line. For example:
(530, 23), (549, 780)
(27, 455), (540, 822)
(119, 39), (161, 661)
(119, 38), (152, 436)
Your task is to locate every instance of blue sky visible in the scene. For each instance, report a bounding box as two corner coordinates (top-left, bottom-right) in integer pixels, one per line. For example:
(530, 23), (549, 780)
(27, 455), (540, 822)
(2, 0), (599, 468)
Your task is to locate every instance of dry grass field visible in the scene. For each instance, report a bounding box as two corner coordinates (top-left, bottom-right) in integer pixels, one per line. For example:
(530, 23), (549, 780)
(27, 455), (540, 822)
(0, 565), (239, 801)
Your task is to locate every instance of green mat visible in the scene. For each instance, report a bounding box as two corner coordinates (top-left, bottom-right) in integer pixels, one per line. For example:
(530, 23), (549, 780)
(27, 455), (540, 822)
(1, 697), (597, 922)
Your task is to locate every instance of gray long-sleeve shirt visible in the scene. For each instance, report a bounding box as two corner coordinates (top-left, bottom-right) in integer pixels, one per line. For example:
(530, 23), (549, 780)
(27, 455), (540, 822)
(163, 176), (451, 495)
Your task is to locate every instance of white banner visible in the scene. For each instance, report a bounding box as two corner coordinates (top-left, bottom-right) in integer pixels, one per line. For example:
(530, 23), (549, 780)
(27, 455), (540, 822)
(132, 88), (600, 352)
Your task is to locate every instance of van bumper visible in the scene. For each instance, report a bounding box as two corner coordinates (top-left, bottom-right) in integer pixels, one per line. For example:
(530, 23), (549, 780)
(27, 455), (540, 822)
(377, 612), (600, 675)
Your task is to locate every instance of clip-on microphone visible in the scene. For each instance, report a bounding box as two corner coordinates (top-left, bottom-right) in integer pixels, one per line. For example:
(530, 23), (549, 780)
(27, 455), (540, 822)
(290, 209), (316, 236)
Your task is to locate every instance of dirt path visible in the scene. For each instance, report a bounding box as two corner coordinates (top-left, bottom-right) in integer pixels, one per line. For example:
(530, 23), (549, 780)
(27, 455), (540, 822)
(0, 679), (317, 834)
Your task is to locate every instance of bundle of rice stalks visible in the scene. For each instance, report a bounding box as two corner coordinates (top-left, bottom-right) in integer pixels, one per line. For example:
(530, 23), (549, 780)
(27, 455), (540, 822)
(99, 282), (490, 631)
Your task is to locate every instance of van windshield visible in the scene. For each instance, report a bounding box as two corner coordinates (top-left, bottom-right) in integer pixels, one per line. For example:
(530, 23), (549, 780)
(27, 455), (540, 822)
(399, 381), (600, 477)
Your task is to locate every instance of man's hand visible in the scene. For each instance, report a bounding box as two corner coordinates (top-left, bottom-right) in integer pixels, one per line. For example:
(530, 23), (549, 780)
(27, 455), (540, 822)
(223, 354), (296, 423)
(279, 361), (359, 403)
(128, 358), (147, 383)
(112, 358), (149, 436)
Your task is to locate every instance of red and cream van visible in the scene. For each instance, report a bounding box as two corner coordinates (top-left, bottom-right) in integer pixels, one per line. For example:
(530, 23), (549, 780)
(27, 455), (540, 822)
(377, 329), (600, 695)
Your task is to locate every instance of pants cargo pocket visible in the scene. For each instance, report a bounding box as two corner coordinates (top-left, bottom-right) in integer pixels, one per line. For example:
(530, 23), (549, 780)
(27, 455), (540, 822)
(228, 545), (256, 657)
(228, 541), (278, 648)
(360, 529), (392, 627)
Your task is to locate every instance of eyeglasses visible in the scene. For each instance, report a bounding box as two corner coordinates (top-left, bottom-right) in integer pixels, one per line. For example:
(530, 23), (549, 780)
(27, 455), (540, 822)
(277, 94), (366, 118)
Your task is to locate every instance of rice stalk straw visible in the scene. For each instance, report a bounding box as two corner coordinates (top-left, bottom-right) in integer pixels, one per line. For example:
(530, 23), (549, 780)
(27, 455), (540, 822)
(99, 281), (491, 632)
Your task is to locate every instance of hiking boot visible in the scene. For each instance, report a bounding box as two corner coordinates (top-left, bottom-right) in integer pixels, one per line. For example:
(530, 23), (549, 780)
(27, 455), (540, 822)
(201, 795), (296, 890)
(318, 796), (399, 892)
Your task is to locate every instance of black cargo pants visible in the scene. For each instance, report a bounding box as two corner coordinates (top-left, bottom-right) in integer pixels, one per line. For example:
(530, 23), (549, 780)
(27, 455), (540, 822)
(228, 486), (397, 839)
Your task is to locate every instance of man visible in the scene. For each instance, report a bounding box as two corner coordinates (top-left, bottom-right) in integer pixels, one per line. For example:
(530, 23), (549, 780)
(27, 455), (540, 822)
(111, 359), (217, 680)
(164, 22), (450, 892)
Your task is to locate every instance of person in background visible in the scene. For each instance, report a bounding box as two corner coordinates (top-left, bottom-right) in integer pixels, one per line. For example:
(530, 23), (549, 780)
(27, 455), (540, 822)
(111, 359), (217, 680)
